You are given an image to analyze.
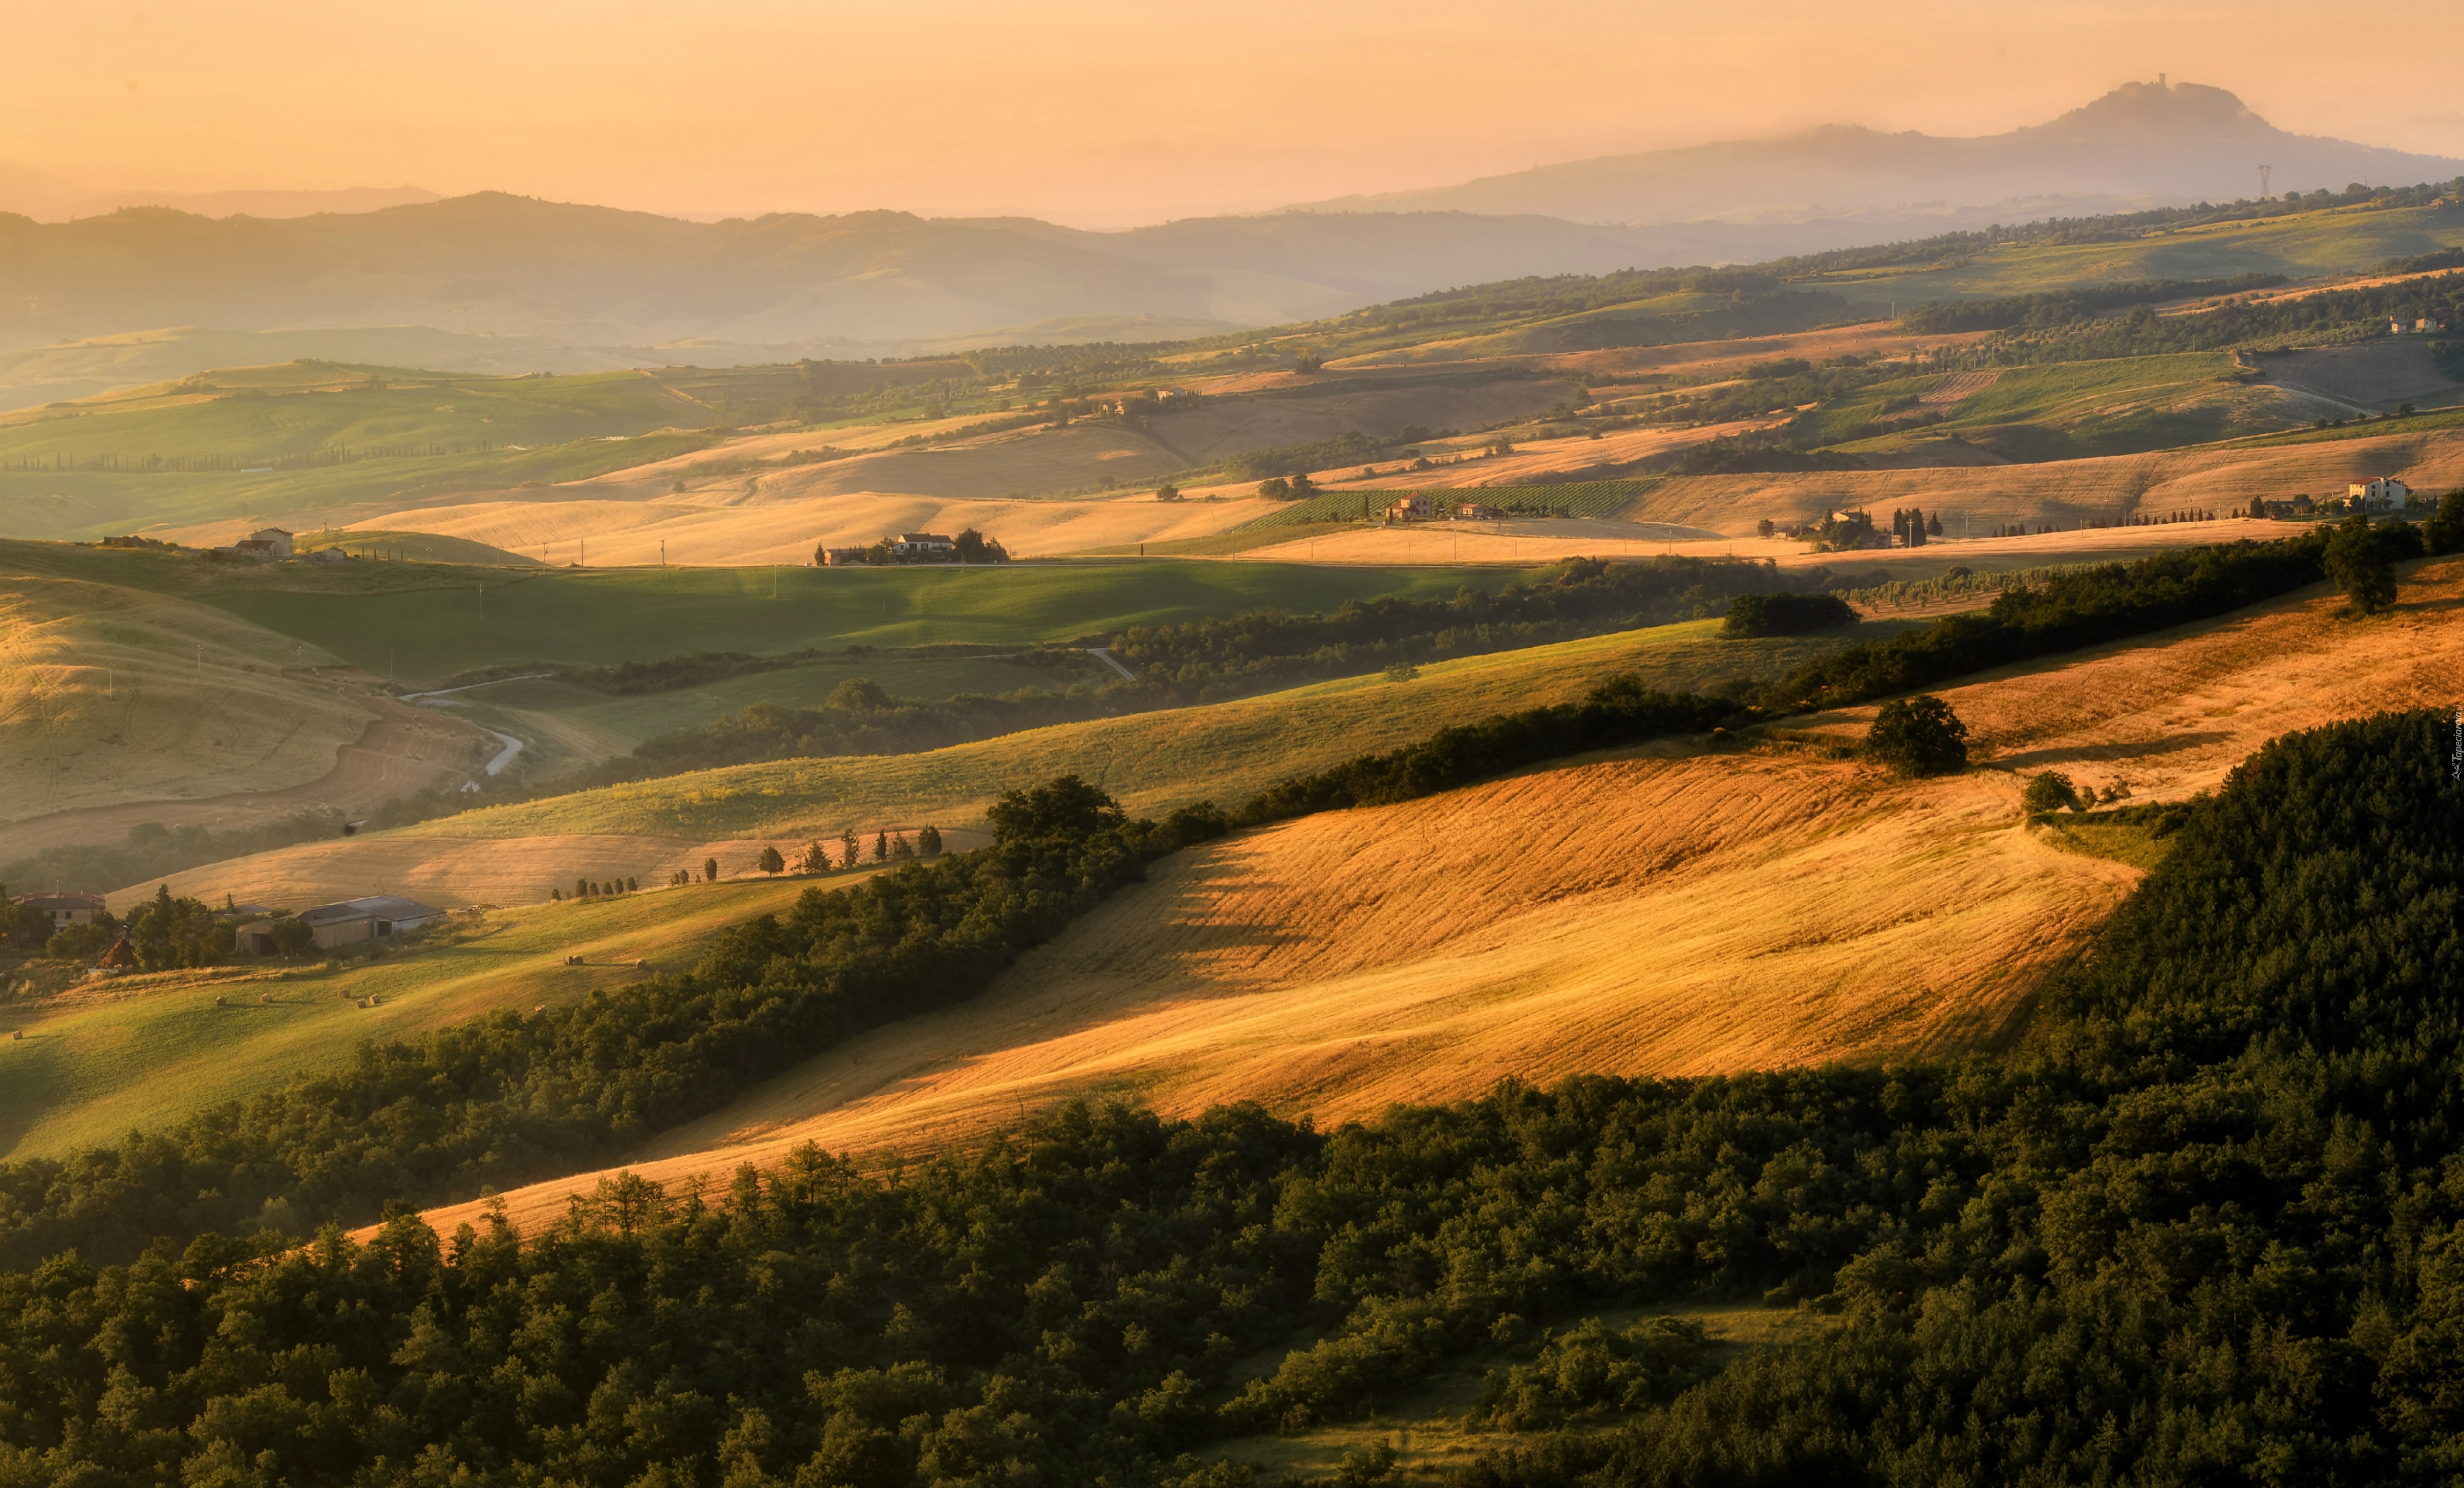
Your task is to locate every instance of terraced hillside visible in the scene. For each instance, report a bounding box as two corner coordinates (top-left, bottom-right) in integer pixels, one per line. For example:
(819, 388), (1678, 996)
(421, 553), (2464, 1234)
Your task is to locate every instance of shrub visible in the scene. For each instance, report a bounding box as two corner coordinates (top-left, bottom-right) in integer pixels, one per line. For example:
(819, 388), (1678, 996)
(1724, 592), (1858, 637)
(2022, 769), (2082, 816)
(1867, 695), (1968, 777)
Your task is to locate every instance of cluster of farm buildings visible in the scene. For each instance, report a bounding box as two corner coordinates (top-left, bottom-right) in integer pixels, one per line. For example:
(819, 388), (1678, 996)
(1381, 494), (1506, 522)
(204, 527), (353, 564)
(817, 532), (961, 566)
(13, 890), (447, 966)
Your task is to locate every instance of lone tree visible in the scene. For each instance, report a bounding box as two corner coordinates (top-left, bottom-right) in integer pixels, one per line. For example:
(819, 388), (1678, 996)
(757, 845), (786, 876)
(2022, 770), (2082, 816)
(2324, 516), (2398, 616)
(841, 829), (862, 868)
(2424, 488), (2464, 556)
(873, 831), (889, 863)
(703, 856), (719, 883)
(1867, 695), (1969, 777)
(917, 825), (943, 857)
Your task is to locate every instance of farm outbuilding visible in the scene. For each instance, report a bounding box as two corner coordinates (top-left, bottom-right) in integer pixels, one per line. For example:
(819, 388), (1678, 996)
(296, 894), (448, 950)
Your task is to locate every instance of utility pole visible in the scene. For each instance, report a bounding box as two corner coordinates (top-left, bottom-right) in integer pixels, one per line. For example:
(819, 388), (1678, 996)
(478, 582), (485, 619)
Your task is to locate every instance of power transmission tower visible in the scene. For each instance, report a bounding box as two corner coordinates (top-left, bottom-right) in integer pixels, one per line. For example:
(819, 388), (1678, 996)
(2259, 164), (2273, 198)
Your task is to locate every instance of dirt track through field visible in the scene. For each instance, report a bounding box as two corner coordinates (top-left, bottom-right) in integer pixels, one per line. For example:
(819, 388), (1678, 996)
(415, 556), (2464, 1237)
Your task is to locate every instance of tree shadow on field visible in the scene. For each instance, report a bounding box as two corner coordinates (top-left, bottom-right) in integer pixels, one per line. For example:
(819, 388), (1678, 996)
(1066, 847), (1313, 992)
(1991, 729), (2236, 773)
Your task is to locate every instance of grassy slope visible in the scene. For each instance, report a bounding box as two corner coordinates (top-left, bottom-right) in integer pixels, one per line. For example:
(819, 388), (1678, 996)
(437, 559), (2464, 1232)
(404, 618), (1866, 843)
(439, 654), (1103, 777)
(1844, 203), (2464, 305)
(0, 552), (389, 824)
(195, 561), (1538, 684)
(0, 875), (828, 1162)
(294, 528), (547, 566)
(0, 361), (737, 540)
(1833, 353), (2290, 460)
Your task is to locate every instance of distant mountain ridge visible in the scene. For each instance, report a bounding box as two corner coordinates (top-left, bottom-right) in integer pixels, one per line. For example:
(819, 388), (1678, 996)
(0, 163), (439, 223)
(0, 197), (1674, 353)
(1300, 80), (2464, 225)
(2, 80), (2460, 364)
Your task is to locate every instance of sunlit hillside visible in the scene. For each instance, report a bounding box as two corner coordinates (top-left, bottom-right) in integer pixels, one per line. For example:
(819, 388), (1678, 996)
(430, 552), (2464, 1236)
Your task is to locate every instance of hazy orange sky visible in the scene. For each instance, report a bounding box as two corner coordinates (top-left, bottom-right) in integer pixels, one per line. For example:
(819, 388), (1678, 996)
(9, 0), (2464, 227)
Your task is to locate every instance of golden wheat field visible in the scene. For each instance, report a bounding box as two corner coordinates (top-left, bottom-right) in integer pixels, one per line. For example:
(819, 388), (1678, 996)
(419, 555), (2464, 1236)
(101, 828), (990, 913)
(333, 489), (1282, 566)
(1239, 514), (2287, 568)
(1627, 426), (2464, 536)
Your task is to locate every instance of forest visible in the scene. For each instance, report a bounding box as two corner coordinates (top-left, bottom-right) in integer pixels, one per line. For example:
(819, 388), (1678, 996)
(3, 707), (2460, 1487)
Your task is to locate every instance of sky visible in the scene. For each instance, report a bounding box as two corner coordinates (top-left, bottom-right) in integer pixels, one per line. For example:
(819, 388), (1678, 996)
(8, 0), (2464, 228)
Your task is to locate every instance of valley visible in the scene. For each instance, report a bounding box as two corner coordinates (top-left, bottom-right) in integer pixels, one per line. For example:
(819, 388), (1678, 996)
(14, 56), (2464, 1488)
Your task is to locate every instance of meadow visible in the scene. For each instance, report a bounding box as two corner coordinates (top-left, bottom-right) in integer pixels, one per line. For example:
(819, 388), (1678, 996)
(0, 874), (830, 1161)
(193, 559), (1541, 683)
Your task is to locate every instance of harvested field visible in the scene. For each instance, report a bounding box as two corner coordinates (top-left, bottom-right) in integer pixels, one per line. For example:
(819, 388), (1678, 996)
(6, 698), (491, 860)
(1796, 553), (2464, 805)
(2262, 342), (2461, 410)
(1237, 514), (2280, 568)
(0, 567), (486, 837)
(105, 827), (990, 911)
(341, 490), (1279, 566)
(1624, 426), (2464, 537)
(421, 556), (2464, 1236)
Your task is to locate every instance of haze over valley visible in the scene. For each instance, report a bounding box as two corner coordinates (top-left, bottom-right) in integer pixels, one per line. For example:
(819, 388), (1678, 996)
(6, 12), (2464, 1486)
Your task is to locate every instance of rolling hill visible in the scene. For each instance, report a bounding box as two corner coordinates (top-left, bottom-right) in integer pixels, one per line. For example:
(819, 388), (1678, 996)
(424, 549), (2464, 1235)
(121, 615), (1846, 910)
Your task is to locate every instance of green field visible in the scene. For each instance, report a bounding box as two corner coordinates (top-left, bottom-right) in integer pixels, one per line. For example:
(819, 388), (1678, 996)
(430, 652), (1106, 776)
(1830, 352), (2290, 460)
(0, 359), (890, 540)
(0, 875), (832, 1161)
(402, 616), (1884, 844)
(1827, 203), (2464, 309)
(195, 559), (1543, 684)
